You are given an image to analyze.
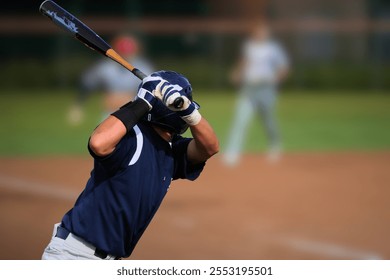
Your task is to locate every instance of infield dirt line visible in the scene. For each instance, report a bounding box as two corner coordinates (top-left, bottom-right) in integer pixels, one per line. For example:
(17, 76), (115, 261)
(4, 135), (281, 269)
(0, 173), (78, 201)
(279, 236), (382, 260)
(0, 171), (385, 260)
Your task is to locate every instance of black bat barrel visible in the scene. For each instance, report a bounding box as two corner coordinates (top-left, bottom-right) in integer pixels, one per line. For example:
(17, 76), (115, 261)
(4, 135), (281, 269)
(39, 0), (111, 55)
(40, 0), (184, 109)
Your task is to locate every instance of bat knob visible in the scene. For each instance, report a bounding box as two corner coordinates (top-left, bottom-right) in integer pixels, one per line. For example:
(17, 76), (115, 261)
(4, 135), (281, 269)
(173, 97), (184, 109)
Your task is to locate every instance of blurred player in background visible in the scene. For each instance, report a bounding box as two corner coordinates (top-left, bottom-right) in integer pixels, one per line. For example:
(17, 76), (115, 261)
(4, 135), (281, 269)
(67, 34), (154, 124)
(223, 22), (289, 165)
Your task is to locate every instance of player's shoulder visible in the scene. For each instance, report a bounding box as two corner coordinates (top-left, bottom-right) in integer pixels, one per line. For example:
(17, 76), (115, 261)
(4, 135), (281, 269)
(136, 122), (153, 137)
(172, 133), (192, 142)
(171, 134), (193, 151)
(136, 122), (193, 150)
(137, 122), (173, 147)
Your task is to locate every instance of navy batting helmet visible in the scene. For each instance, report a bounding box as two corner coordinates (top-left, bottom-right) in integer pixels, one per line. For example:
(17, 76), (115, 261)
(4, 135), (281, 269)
(142, 70), (199, 135)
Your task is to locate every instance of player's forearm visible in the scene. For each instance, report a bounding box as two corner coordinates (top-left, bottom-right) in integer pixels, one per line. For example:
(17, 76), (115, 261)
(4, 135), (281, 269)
(89, 116), (127, 157)
(187, 117), (219, 163)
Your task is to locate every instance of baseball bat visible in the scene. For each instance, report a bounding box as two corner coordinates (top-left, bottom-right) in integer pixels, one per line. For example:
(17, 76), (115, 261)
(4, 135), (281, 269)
(39, 0), (184, 109)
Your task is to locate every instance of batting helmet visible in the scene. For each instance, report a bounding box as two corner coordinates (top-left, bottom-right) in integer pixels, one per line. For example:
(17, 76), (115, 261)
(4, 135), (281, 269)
(142, 70), (199, 135)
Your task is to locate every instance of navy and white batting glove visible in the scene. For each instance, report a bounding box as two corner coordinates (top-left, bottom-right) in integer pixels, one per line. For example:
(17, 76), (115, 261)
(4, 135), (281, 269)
(155, 81), (202, 126)
(136, 75), (166, 110)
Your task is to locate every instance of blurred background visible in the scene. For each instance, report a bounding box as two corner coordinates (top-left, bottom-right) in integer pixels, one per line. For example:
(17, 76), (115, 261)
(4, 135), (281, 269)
(1, 0), (390, 154)
(0, 0), (389, 260)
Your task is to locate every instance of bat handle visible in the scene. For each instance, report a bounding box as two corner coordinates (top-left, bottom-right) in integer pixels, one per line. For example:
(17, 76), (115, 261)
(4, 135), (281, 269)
(132, 68), (147, 80)
(173, 97), (184, 109)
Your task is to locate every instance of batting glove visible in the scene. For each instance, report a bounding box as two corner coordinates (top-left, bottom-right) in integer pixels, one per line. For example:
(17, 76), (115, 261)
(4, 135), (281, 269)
(136, 76), (166, 109)
(155, 81), (201, 126)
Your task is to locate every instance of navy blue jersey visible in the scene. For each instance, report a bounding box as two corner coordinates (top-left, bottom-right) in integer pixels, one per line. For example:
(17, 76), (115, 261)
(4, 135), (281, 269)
(61, 122), (205, 257)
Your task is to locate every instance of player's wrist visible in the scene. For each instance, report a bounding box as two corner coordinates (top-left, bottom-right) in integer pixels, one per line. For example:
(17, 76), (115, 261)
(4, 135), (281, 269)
(179, 107), (202, 126)
(171, 96), (201, 126)
(111, 99), (150, 132)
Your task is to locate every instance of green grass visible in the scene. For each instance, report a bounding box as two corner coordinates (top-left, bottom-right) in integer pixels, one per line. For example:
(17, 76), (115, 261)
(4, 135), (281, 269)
(0, 89), (389, 156)
(0, 90), (102, 155)
(199, 90), (390, 152)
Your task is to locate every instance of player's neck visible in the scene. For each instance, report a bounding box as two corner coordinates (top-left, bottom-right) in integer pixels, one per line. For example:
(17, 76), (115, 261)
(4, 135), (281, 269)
(152, 126), (173, 142)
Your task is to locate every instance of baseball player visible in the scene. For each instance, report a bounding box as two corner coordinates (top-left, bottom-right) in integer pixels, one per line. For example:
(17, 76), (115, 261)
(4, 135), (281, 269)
(67, 34), (154, 124)
(42, 70), (219, 260)
(223, 22), (289, 165)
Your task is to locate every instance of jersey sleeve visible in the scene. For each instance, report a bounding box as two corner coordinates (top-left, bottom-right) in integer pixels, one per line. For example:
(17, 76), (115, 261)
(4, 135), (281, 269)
(88, 130), (136, 174)
(171, 136), (205, 181)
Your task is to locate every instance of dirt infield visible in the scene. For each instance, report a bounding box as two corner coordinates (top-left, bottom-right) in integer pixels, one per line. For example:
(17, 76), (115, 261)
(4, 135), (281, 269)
(0, 152), (389, 260)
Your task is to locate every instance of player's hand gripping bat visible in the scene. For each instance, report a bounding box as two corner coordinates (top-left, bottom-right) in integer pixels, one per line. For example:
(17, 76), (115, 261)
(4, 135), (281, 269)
(39, 0), (184, 109)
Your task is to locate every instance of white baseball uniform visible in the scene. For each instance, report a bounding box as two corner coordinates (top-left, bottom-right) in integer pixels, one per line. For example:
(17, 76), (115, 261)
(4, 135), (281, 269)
(224, 38), (289, 165)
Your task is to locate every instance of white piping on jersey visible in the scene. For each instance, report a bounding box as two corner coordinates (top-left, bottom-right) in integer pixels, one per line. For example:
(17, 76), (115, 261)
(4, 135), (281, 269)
(129, 125), (144, 166)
